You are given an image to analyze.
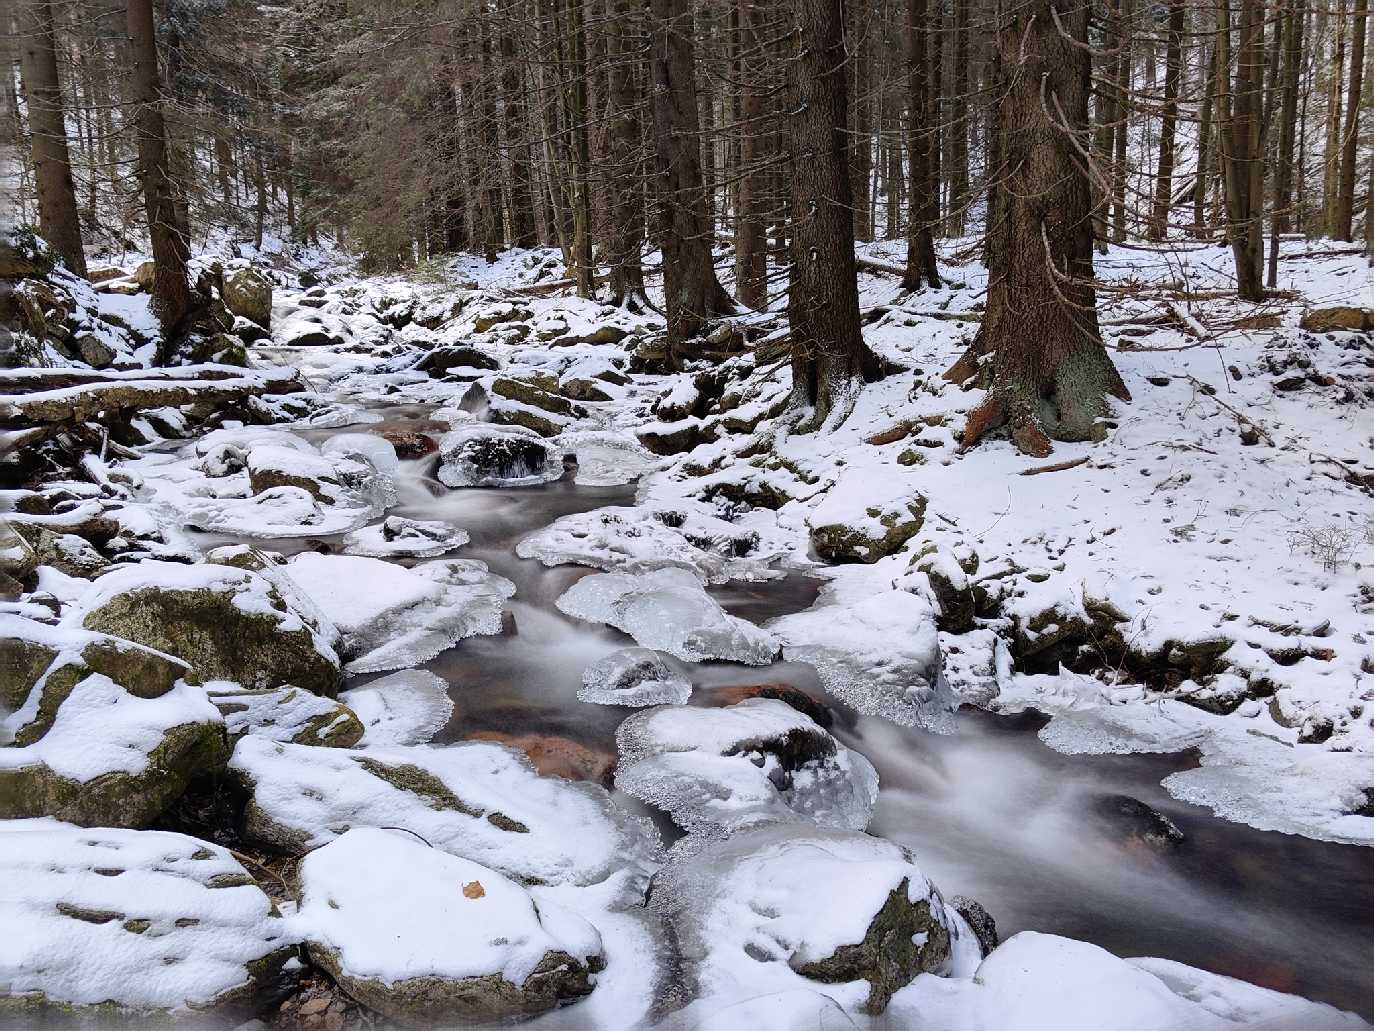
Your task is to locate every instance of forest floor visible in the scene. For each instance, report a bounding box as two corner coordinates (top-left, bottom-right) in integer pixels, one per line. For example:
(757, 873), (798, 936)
(2, 231), (1373, 1029)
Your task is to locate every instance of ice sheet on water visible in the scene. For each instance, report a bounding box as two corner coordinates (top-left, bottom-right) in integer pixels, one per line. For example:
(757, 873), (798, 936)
(284, 554), (514, 674)
(577, 647), (693, 707)
(557, 430), (658, 486)
(615, 699), (879, 835)
(340, 516), (470, 559)
(556, 567), (780, 665)
(341, 669), (455, 745)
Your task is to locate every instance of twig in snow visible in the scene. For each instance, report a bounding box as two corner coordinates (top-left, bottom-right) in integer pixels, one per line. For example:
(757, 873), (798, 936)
(1019, 456), (1090, 476)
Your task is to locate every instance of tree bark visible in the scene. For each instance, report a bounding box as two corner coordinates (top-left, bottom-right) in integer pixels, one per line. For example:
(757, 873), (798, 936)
(788, 0), (882, 431)
(734, 0), (768, 309)
(947, 0), (1128, 458)
(903, 0), (940, 290)
(605, 0), (646, 307)
(1221, 0), (1267, 300)
(1147, 0), (1184, 241)
(648, 0), (734, 361)
(1269, 0), (1304, 285)
(127, 0), (192, 339)
(947, 0), (970, 235)
(18, 0), (87, 277)
(1334, 0), (1368, 239)
(499, 0), (538, 249)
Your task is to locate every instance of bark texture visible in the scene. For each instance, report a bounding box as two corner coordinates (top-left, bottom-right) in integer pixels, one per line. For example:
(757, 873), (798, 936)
(946, 0), (1128, 458)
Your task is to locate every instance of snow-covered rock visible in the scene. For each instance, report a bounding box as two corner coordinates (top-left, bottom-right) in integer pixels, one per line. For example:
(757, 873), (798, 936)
(67, 560), (341, 696)
(650, 824), (976, 1018)
(283, 554), (514, 674)
(340, 515), (469, 559)
(805, 470), (927, 564)
(207, 684), (364, 747)
(295, 828), (604, 1024)
(0, 821), (293, 1014)
(556, 567), (780, 665)
(615, 699), (878, 836)
(0, 617), (227, 827)
(229, 736), (659, 887)
(578, 648), (692, 707)
(437, 423), (564, 488)
(340, 669), (455, 746)
(770, 575), (955, 730)
(517, 505), (790, 583)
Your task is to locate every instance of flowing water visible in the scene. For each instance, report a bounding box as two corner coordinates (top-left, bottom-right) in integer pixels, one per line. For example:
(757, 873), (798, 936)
(202, 403), (1374, 1020)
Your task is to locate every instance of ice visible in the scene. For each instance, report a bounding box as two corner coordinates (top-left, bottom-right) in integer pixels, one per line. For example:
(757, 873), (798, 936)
(283, 554), (514, 674)
(615, 698), (879, 835)
(518, 505), (790, 583)
(340, 669), (456, 745)
(436, 423), (564, 487)
(556, 567), (780, 665)
(340, 516), (470, 559)
(577, 647), (693, 707)
(558, 430), (658, 486)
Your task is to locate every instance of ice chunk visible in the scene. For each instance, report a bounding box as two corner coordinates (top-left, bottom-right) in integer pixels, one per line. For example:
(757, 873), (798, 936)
(556, 567), (779, 665)
(578, 647), (692, 707)
(340, 669), (455, 745)
(437, 423), (564, 487)
(284, 554), (514, 674)
(615, 698), (878, 835)
(340, 516), (470, 559)
(558, 430), (657, 486)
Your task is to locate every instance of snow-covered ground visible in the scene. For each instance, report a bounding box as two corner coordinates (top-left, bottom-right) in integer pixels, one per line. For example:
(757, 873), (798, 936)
(2, 234), (1371, 1028)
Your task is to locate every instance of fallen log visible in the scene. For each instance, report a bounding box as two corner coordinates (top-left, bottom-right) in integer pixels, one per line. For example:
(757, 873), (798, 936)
(0, 363), (298, 394)
(0, 370), (306, 425)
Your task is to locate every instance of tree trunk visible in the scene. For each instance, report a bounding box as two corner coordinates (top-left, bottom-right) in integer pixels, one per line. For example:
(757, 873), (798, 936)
(605, 0), (646, 307)
(18, 0), (87, 277)
(1334, 0), (1368, 239)
(788, 0), (882, 431)
(499, 1), (538, 249)
(903, 0), (940, 290)
(948, 0), (1128, 458)
(1323, 0), (1346, 232)
(947, 0), (970, 235)
(1269, 0), (1304, 285)
(1147, 0), (1184, 241)
(1110, 0), (1135, 243)
(1221, 0), (1267, 300)
(648, 0), (734, 362)
(850, 0), (873, 242)
(127, 0), (192, 339)
(734, 0), (768, 309)
(1194, 32), (1218, 238)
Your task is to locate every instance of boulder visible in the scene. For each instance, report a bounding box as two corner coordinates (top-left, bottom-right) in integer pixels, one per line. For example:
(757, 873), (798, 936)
(208, 684), (364, 747)
(415, 344), (500, 376)
(296, 828), (604, 1024)
(133, 259), (156, 290)
(0, 822), (292, 1013)
(0, 229), (56, 278)
(229, 736), (658, 888)
(808, 475), (927, 563)
(615, 698), (878, 835)
(0, 618), (227, 827)
(437, 423), (564, 488)
(222, 266), (273, 328)
(491, 376), (585, 418)
(75, 332), (115, 368)
(340, 516), (469, 559)
(637, 417), (717, 456)
(650, 825), (973, 1016)
(0, 520), (37, 582)
(556, 567), (780, 664)
(465, 731), (617, 786)
(69, 561), (342, 696)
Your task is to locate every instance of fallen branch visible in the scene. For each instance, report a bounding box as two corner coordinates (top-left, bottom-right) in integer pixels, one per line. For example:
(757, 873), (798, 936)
(0, 371), (305, 425)
(1019, 456), (1090, 476)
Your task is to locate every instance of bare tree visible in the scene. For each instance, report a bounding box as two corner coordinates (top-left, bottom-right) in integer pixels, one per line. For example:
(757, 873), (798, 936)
(902, 0), (940, 289)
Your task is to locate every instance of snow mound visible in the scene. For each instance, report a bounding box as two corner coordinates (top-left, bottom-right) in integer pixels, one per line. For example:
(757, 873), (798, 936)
(340, 515), (469, 559)
(0, 820), (292, 1012)
(230, 736), (659, 887)
(294, 827), (603, 1024)
(615, 698), (879, 835)
(283, 554), (514, 674)
(557, 567), (779, 665)
(771, 574), (955, 730)
(340, 669), (455, 746)
(207, 683), (363, 748)
(578, 647), (693, 707)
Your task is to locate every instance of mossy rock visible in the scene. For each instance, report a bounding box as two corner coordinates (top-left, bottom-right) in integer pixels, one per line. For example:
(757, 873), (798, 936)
(0, 717), (228, 828)
(416, 344), (500, 376)
(491, 376), (583, 418)
(488, 405), (566, 439)
(792, 880), (951, 1014)
(0, 228), (57, 278)
(210, 685), (364, 748)
(222, 266), (273, 329)
(79, 575), (340, 696)
(809, 497), (927, 564)
(473, 304), (532, 332)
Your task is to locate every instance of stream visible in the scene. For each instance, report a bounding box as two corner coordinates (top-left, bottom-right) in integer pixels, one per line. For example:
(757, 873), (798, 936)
(199, 398), (1374, 1021)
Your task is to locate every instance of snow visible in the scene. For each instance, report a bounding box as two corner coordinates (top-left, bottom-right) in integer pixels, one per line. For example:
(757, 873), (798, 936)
(229, 736), (660, 888)
(616, 699), (879, 836)
(340, 516), (469, 559)
(0, 820), (290, 1012)
(293, 827), (603, 986)
(557, 567), (781, 664)
(282, 553), (514, 674)
(437, 423), (564, 487)
(340, 669), (455, 745)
